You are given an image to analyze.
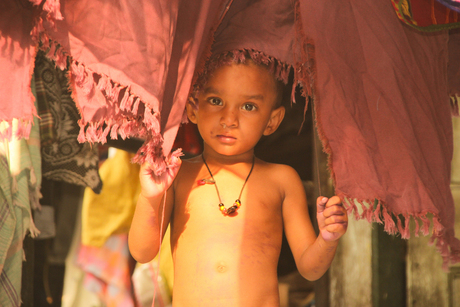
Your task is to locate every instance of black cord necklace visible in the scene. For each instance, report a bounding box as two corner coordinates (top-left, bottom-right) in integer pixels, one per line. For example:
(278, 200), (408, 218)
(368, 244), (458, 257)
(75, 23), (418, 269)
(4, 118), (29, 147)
(199, 154), (255, 215)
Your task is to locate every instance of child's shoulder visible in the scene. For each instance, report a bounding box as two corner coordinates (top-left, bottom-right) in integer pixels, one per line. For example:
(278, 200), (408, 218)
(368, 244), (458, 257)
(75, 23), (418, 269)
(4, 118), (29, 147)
(255, 158), (301, 182)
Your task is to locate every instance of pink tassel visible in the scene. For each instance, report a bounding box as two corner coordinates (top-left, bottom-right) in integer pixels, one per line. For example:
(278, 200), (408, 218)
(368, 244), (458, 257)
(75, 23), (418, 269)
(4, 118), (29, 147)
(118, 121), (128, 140)
(383, 208), (397, 235)
(85, 124), (97, 143)
(143, 109), (160, 134)
(46, 43), (57, 60)
(420, 215), (430, 236)
(401, 214), (411, 239)
(132, 98), (141, 115)
(432, 217), (444, 234)
(414, 216), (420, 237)
(106, 84), (122, 104)
(345, 200), (359, 220)
(71, 63), (94, 97)
(110, 123), (120, 140)
(97, 75), (110, 92)
(55, 48), (67, 70)
(119, 89), (132, 111)
(101, 124), (111, 143)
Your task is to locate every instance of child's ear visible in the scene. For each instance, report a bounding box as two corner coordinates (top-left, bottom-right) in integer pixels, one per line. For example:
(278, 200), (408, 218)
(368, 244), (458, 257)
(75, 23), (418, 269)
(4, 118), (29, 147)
(263, 106), (285, 136)
(186, 97), (198, 124)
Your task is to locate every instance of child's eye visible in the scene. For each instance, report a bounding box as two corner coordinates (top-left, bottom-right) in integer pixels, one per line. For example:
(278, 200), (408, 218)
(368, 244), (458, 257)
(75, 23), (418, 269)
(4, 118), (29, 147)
(208, 97), (223, 106)
(242, 103), (257, 111)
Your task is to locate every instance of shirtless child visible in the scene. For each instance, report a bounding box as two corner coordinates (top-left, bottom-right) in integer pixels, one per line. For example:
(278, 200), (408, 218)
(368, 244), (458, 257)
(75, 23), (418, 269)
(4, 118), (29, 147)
(129, 56), (348, 307)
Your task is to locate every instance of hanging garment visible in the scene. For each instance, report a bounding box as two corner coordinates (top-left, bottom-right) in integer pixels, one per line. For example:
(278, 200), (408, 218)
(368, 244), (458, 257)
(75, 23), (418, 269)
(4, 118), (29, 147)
(34, 51), (103, 193)
(77, 234), (134, 307)
(81, 149), (140, 247)
(1, 0), (460, 268)
(0, 107), (41, 307)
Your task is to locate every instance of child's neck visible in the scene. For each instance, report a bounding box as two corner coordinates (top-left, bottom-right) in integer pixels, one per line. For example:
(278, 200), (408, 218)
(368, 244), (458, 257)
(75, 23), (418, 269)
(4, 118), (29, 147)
(202, 147), (255, 166)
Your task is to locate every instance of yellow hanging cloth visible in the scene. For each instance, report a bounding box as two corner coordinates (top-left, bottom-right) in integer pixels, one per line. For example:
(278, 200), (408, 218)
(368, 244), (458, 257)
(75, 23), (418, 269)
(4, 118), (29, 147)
(81, 149), (141, 247)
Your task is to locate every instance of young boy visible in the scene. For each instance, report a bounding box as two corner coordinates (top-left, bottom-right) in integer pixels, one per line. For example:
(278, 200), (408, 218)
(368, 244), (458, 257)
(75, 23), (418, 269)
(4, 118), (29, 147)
(129, 55), (348, 307)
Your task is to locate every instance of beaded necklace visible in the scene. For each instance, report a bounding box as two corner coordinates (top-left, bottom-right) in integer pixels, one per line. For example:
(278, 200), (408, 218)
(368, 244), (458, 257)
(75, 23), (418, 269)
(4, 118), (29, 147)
(199, 155), (255, 215)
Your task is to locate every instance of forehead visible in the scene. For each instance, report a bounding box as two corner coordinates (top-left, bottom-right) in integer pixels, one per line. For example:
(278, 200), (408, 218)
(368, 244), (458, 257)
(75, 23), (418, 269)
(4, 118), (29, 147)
(203, 62), (278, 98)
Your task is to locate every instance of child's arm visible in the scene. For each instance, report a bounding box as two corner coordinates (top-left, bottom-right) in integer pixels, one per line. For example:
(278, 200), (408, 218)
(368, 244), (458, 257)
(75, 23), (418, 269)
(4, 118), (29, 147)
(128, 158), (181, 263)
(281, 166), (348, 281)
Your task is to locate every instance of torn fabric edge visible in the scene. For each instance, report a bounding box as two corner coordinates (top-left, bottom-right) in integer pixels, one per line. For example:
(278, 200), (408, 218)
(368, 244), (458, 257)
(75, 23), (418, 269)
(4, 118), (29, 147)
(342, 196), (460, 270)
(29, 3), (183, 176)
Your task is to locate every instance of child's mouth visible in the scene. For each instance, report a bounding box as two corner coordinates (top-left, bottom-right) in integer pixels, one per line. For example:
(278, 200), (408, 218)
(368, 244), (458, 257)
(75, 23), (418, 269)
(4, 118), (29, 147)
(217, 134), (236, 144)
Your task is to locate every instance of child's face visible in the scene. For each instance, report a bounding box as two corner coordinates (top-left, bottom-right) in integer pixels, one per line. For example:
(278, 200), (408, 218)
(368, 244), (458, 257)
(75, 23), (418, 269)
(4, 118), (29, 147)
(187, 62), (285, 158)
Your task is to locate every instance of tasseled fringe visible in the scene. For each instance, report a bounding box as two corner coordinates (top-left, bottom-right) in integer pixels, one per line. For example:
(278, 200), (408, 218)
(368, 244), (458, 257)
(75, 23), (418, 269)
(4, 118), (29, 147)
(451, 95), (459, 116)
(28, 0), (175, 175)
(67, 60), (162, 157)
(131, 139), (183, 177)
(27, 213), (41, 238)
(346, 197), (443, 238)
(345, 196), (460, 269)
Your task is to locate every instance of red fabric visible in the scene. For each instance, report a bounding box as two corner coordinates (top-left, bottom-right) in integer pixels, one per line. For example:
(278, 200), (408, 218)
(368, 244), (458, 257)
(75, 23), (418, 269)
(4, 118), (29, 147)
(301, 0), (460, 267)
(1, 0), (459, 267)
(0, 0), (37, 140)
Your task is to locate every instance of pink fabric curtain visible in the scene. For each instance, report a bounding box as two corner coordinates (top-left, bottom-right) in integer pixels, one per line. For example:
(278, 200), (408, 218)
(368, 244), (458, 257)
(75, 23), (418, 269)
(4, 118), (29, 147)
(301, 0), (460, 268)
(1, 0), (459, 267)
(0, 0), (37, 140)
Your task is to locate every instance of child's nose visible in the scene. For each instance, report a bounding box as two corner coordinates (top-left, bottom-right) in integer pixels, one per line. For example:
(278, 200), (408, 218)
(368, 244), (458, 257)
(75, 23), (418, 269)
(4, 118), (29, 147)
(220, 106), (238, 128)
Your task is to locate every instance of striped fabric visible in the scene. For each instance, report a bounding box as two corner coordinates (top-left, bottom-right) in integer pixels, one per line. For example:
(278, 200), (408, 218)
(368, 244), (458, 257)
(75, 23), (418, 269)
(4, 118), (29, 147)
(0, 97), (41, 306)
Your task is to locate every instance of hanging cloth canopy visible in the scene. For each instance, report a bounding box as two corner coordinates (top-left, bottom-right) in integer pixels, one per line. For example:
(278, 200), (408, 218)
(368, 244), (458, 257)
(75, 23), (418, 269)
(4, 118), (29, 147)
(1, 0), (460, 269)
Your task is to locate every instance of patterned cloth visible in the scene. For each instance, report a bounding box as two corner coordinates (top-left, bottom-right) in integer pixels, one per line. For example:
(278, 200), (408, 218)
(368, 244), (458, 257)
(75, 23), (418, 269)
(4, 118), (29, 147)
(391, 0), (460, 31)
(0, 101), (41, 307)
(34, 51), (102, 194)
(77, 234), (134, 307)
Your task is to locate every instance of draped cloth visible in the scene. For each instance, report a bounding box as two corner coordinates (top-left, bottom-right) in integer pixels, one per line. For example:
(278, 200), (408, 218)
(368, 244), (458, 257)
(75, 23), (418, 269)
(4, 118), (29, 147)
(1, 0), (460, 268)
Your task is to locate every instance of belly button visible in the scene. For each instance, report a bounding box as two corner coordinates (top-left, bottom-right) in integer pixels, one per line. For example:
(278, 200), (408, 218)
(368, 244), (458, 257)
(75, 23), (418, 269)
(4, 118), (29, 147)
(216, 262), (228, 273)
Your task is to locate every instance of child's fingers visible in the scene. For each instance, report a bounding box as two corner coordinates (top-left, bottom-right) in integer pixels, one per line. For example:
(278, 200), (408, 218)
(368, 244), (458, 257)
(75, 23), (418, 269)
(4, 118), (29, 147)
(316, 196), (329, 213)
(322, 204), (347, 218)
(325, 196), (343, 208)
(323, 213), (348, 226)
(325, 222), (348, 234)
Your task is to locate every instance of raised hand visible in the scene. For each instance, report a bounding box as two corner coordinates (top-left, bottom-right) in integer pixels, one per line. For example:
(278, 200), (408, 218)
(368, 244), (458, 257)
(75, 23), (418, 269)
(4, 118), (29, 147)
(139, 155), (182, 200)
(316, 196), (348, 242)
